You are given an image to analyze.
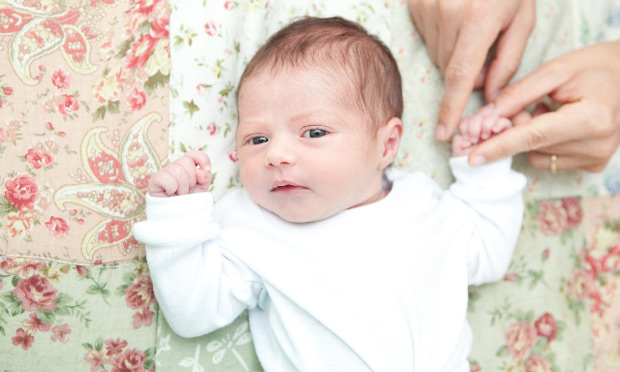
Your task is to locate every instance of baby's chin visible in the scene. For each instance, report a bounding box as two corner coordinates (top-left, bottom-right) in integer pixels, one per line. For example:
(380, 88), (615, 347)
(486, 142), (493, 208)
(262, 204), (342, 224)
(272, 209), (335, 224)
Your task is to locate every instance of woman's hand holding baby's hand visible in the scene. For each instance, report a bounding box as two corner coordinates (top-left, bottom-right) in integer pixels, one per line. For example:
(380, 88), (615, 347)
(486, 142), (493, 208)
(451, 105), (511, 158)
(147, 150), (213, 197)
(408, 0), (535, 141)
(468, 41), (620, 172)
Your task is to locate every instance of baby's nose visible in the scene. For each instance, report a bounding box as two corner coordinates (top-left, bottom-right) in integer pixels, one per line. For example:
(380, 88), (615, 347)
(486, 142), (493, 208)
(264, 140), (296, 167)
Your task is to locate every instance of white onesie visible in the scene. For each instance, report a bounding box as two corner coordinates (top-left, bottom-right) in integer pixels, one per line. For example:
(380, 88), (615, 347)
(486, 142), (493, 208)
(133, 156), (526, 372)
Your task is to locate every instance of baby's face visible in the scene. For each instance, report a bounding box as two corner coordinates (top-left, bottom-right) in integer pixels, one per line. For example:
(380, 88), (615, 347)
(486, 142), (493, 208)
(236, 69), (387, 223)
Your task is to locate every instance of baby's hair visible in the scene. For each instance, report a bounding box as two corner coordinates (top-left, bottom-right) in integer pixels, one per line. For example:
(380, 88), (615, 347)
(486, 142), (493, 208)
(237, 16), (403, 132)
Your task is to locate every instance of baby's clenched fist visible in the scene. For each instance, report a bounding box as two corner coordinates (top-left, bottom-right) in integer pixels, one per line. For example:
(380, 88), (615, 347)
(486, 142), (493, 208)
(148, 150), (213, 197)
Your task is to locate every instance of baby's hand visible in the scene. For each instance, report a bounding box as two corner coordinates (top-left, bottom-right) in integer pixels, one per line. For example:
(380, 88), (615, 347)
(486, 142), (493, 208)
(451, 106), (512, 157)
(147, 150), (213, 197)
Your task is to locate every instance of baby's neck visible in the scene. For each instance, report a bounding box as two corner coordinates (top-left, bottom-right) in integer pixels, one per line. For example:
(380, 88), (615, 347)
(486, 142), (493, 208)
(350, 187), (389, 210)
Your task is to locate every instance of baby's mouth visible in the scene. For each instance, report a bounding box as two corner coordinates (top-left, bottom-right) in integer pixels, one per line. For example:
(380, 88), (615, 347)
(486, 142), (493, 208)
(271, 182), (309, 193)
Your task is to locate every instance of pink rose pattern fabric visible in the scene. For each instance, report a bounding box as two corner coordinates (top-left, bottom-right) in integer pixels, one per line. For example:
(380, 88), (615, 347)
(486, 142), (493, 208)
(0, 0), (168, 264)
(0, 258), (157, 371)
(466, 194), (620, 372)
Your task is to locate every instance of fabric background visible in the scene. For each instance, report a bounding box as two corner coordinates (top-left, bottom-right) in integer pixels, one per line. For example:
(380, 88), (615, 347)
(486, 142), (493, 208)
(1, 0), (620, 371)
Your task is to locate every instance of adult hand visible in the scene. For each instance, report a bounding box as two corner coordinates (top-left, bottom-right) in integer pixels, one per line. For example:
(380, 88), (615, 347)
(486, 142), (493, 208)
(407, 0), (536, 140)
(468, 40), (620, 172)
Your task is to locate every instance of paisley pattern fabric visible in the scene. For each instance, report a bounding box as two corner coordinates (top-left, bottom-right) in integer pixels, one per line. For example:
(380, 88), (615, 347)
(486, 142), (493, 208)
(0, 0), (167, 370)
(1, 0), (620, 371)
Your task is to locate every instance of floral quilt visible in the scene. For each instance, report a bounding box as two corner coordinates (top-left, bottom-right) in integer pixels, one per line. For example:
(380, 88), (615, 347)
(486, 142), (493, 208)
(1, 0), (620, 371)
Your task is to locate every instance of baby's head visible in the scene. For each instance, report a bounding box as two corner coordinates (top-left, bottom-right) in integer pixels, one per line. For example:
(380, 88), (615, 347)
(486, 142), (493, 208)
(235, 16), (403, 223)
(238, 16), (402, 134)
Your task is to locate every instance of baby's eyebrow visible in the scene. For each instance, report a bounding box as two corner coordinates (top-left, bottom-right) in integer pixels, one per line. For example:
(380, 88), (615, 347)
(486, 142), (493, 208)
(290, 111), (349, 126)
(289, 112), (315, 122)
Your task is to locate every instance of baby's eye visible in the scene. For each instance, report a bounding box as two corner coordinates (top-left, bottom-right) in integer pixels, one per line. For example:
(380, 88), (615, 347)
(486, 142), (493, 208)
(304, 129), (328, 138)
(250, 136), (268, 145)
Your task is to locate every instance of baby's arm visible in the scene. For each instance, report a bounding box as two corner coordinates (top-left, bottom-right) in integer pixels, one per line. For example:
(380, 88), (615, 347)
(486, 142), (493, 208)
(445, 106), (527, 285)
(446, 160), (526, 285)
(135, 150), (261, 337)
(148, 149), (212, 197)
(451, 106), (512, 157)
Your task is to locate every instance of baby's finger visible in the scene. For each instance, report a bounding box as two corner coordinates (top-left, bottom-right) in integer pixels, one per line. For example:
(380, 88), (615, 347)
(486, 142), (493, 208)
(467, 114), (483, 141)
(481, 113), (500, 139)
(175, 156), (199, 190)
(458, 117), (471, 141)
(163, 163), (190, 195)
(451, 134), (472, 157)
(492, 118), (512, 133)
(185, 149), (212, 172)
(148, 171), (179, 197)
(194, 168), (213, 193)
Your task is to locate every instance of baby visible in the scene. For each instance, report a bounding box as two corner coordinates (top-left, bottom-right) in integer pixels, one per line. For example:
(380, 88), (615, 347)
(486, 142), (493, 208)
(134, 17), (526, 372)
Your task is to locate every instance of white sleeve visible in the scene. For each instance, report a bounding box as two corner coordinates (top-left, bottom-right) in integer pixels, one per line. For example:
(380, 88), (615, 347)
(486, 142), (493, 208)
(133, 193), (262, 338)
(447, 156), (527, 286)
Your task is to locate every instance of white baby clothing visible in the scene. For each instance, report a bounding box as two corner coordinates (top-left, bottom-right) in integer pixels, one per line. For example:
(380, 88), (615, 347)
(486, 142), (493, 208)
(133, 156), (526, 372)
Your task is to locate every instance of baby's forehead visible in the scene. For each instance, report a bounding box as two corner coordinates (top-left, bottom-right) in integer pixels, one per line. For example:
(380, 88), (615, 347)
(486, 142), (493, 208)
(238, 64), (359, 108)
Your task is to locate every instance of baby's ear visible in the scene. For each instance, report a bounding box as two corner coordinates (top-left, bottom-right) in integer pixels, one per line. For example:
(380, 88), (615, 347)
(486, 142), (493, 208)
(378, 117), (403, 170)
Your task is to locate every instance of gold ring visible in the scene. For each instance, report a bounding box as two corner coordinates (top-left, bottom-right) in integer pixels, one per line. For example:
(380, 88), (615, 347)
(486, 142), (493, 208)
(550, 155), (558, 174)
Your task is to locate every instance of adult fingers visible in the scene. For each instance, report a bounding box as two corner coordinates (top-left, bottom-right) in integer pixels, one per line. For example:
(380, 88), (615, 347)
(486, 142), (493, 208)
(484, 0), (535, 101)
(473, 65), (488, 89)
(409, 0), (441, 65)
(436, 0), (463, 74)
(492, 59), (572, 119)
(436, 21), (500, 140)
(408, 0), (426, 36)
(467, 106), (587, 165)
(437, 27), (457, 75)
(527, 150), (609, 173)
(510, 110), (532, 127)
(531, 128), (620, 173)
(423, 18), (440, 66)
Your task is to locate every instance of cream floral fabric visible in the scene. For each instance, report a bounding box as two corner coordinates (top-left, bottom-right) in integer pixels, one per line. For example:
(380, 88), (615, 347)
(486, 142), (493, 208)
(161, 0), (620, 371)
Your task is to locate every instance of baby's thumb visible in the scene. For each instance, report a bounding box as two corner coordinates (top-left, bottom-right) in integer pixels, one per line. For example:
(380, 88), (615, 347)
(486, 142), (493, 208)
(194, 168), (212, 192)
